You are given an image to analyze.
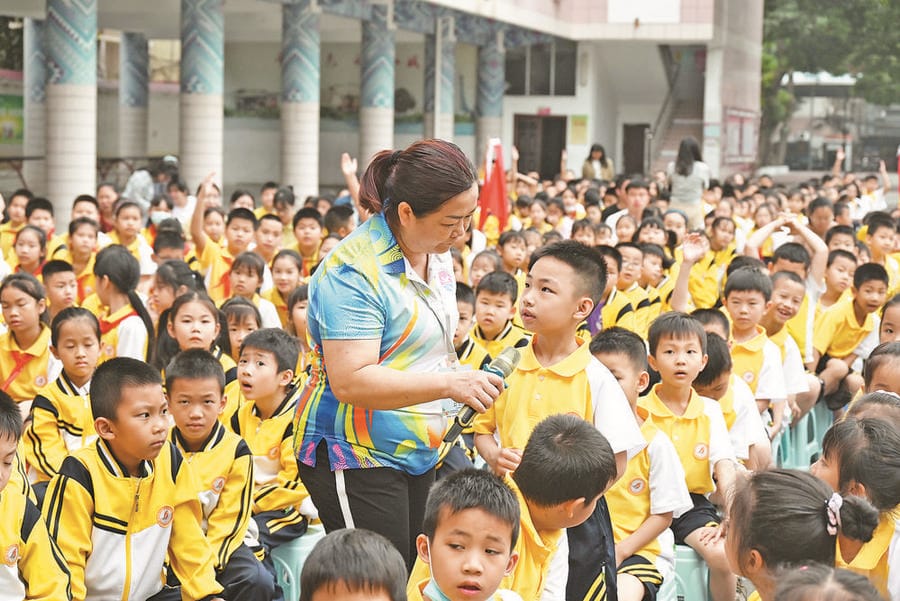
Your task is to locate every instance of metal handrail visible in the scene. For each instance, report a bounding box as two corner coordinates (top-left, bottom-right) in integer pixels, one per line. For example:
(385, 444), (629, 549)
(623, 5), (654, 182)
(645, 63), (682, 174)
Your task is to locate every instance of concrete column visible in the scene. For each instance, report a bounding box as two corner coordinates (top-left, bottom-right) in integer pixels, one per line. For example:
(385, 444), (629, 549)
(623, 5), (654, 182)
(281, 0), (320, 199)
(359, 2), (394, 166)
(423, 33), (434, 139)
(119, 32), (149, 159)
(434, 16), (455, 141)
(46, 0), (97, 224)
(180, 0), (224, 190)
(702, 45), (724, 179)
(23, 18), (47, 196)
(476, 31), (505, 168)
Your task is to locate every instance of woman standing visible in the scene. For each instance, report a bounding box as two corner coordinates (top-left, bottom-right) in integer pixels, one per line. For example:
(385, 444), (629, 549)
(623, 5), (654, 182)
(667, 136), (711, 228)
(583, 143), (615, 181)
(293, 139), (503, 567)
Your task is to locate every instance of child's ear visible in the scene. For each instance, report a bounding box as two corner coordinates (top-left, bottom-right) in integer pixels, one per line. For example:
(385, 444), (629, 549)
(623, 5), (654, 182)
(505, 550), (519, 576)
(647, 353), (658, 373)
(36, 297), (46, 315)
(278, 369), (294, 387)
(573, 296), (594, 321)
(94, 417), (116, 441)
(847, 479), (868, 500)
(49, 345), (61, 361)
(167, 319), (177, 339)
(216, 394), (227, 416)
(415, 534), (431, 564)
(637, 371), (650, 394)
(700, 353), (709, 371)
(562, 497), (587, 519)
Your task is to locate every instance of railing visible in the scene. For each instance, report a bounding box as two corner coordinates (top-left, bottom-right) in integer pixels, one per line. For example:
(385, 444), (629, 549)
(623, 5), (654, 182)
(645, 62), (681, 175)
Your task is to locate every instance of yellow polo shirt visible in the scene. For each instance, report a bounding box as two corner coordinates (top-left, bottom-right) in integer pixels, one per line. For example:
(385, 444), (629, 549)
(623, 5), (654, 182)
(197, 242), (234, 304)
(813, 298), (874, 359)
(0, 325), (53, 406)
(471, 321), (531, 360)
(836, 506), (900, 601)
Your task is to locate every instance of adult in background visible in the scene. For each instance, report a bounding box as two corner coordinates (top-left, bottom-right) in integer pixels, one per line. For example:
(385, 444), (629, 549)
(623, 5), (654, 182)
(293, 139), (503, 567)
(667, 136), (711, 228)
(583, 143), (615, 181)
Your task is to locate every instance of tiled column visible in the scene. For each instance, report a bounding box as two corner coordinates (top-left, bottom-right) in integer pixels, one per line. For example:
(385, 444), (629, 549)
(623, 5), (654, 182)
(23, 18), (47, 195)
(433, 15), (455, 141)
(359, 2), (394, 166)
(422, 33), (434, 139)
(282, 0), (320, 198)
(46, 0), (97, 224)
(180, 0), (224, 189)
(476, 31), (505, 168)
(118, 32), (149, 159)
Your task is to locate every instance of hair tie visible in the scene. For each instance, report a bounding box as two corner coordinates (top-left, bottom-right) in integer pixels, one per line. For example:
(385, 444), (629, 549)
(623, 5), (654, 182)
(826, 492), (843, 536)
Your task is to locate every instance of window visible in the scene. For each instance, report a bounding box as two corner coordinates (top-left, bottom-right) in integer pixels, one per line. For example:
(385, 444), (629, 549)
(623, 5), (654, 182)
(504, 40), (577, 97)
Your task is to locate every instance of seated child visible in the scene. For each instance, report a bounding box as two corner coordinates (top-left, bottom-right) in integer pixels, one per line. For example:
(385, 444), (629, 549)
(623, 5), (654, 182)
(229, 328), (315, 552)
(0, 388), (71, 600)
(42, 357), (224, 601)
(471, 271), (530, 358)
(727, 469), (879, 601)
(811, 263), (888, 410)
(615, 242), (652, 337)
(638, 313), (738, 601)
(300, 528), (407, 601)
(591, 327), (692, 601)
(810, 417), (900, 600)
(42, 260), (78, 321)
(411, 469), (522, 601)
(469, 249), (503, 290)
(227, 252), (281, 328)
(165, 349), (275, 601)
(582, 245), (637, 336)
(62, 217), (100, 304)
(818, 250), (857, 314)
(773, 563), (883, 601)
(880, 295), (900, 344)
(860, 342), (900, 396)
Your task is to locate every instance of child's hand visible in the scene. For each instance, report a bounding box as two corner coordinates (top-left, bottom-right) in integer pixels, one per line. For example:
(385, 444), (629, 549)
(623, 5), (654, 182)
(340, 152), (358, 177)
(511, 145), (519, 162)
(696, 522), (726, 546)
(682, 232), (708, 265)
(198, 172), (218, 207)
(495, 447), (522, 476)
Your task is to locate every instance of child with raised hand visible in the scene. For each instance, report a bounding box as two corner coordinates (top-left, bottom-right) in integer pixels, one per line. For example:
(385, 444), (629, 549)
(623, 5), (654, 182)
(264, 249), (303, 328)
(410, 469), (522, 601)
(165, 349), (276, 601)
(774, 564), (884, 601)
(591, 327), (692, 601)
(0, 389), (72, 600)
(725, 469), (880, 601)
(810, 417), (900, 600)
(0, 273), (58, 413)
(300, 529), (408, 601)
(227, 252), (280, 328)
(11, 224), (47, 277)
(25, 308), (100, 497)
(638, 312), (738, 601)
(93, 244), (156, 363)
(221, 297), (262, 363)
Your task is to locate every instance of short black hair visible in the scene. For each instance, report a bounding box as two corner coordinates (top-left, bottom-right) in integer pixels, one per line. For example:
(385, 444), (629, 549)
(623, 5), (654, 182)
(231, 251), (266, 280)
(512, 414), (616, 507)
(299, 529), (407, 601)
(51, 307), (100, 348)
(865, 211), (895, 236)
(648, 311), (708, 356)
(456, 282), (475, 309)
(165, 349), (226, 394)
(25, 196), (54, 218)
(853, 263), (889, 290)
(595, 245), (622, 271)
(498, 230), (526, 248)
(725, 255), (767, 277)
(323, 205), (354, 234)
(72, 194), (100, 211)
(827, 249), (857, 268)
(476, 271), (518, 304)
(771, 270), (805, 290)
(422, 469), (520, 547)
(68, 217), (99, 238)
(293, 207), (324, 230)
(259, 213), (283, 229)
(240, 328), (300, 374)
(0, 389), (22, 441)
(153, 230), (186, 255)
(91, 357), (162, 422)
(639, 243), (672, 269)
(806, 196), (833, 215)
(825, 225), (855, 246)
(274, 186), (295, 209)
(724, 266), (773, 301)
(626, 179), (649, 192)
(42, 259), (74, 281)
(529, 240), (607, 305)
(691, 308), (731, 337)
(772, 242), (811, 270)
(226, 207), (258, 230)
(589, 326), (648, 372)
(694, 333), (732, 387)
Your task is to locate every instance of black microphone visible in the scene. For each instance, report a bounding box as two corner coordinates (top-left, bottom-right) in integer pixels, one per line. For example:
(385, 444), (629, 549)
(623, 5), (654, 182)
(442, 346), (522, 444)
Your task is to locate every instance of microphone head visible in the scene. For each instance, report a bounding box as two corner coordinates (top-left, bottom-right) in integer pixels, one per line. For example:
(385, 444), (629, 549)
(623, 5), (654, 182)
(490, 346), (521, 379)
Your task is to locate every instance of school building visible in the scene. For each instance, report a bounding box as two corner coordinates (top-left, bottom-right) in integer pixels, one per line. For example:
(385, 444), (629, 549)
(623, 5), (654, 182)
(2, 0), (762, 225)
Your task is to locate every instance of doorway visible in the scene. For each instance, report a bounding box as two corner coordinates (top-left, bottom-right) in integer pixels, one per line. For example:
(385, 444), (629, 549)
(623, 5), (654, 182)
(514, 115), (567, 181)
(623, 123), (649, 175)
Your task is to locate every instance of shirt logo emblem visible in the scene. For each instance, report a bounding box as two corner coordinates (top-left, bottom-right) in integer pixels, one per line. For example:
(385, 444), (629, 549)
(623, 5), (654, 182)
(628, 478), (646, 495)
(267, 446), (280, 460)
(211, 476), (226, 494)
(34, 375), (46, 387)
(742, 371), (754, 383)
(4, 544), (18, 566)
(157, 506), (174, 528)
(693, 443), (709, 460)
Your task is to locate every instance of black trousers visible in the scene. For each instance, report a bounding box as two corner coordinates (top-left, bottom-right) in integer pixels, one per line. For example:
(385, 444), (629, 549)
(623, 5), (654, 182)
(566, 497), (619, 601)
(158, 544), (278, 601)
(297, 441), (435, 571)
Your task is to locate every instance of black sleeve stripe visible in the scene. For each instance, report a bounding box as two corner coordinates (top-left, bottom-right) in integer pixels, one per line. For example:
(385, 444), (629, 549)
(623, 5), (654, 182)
(230, 411), (241, 435)
(31, 395), (60, 418)
(617, 303), (634, 322)
(281, 422), (294, 441)
(21, 497), (42, 541)
(224, 367), (237, 385)
(58, 457), (94, 497)
(94, 512), (129, 528)
(637, 299), (652, 310)
(169, 444), (184, 483)
(24, 427), (55, 477)
(234, 439), (251, 460)
(91, 521), (128, 536)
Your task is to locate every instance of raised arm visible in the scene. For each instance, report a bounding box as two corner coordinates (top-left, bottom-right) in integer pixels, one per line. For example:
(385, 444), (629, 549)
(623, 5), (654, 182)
(340, 153), (365, 221)
(786, 217), (829, 284)
(743, 214), (787, 258)
(190, 172), (217, 256)
(879, 159), (891, 194)
(832, 147), (846, 178)
(670, 232), (707, 313)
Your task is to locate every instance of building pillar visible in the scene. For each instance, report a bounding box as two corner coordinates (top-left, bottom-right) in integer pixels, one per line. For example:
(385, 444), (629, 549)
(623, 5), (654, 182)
(118, 32), (149, 159)
(359, 2), (394, 165)
(180, 0), (224, 190)
(46, 0), (97, 224)
(476, 31), (505, 168)
(434, 15), (455, 141)
(281, 0), (320, 198)
(23, 18), (47, 196)
(702, 45), (724, 178)
(423, 33), (434, 139)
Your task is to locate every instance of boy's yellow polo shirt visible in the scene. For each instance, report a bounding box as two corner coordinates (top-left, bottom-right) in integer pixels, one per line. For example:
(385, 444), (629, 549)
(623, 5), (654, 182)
(813, 298), (874, 359)
(0, 325), (53, 407)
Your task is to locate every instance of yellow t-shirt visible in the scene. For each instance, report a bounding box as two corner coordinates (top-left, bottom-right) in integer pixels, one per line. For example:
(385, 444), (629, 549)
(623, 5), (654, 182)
(0, 325), (53, 407)
(197, 242), (234, 305)
(813, 298), (874, 359)
(471, 321), (531, 360)
(836, 506), (900, 601)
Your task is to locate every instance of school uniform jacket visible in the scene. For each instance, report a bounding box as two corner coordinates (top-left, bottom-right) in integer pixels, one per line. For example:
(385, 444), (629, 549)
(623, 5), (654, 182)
(42, 439), (223, 601)
(0, 486), (71, 601)
(170, 422), (255, 570)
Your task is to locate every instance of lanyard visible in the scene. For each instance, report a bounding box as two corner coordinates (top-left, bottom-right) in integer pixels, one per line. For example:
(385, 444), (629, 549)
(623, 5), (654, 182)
(408, 265), (458, 370)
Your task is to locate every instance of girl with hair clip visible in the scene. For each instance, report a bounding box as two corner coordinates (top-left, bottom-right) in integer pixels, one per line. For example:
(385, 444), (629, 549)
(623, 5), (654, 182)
(0, 273), (60, 414)
(263, 249), (303, 328)
(11, 225), (47, 278)
(774, 564), (884, 601)
(726, 469), (880, 601)
(150, 259), (207, 322)
(93, 244), (156, 363)
(811, 418), (900, 600)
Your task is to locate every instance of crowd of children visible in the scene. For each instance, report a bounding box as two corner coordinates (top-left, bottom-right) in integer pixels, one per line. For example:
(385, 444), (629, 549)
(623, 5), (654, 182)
(0, 149), (899, 601)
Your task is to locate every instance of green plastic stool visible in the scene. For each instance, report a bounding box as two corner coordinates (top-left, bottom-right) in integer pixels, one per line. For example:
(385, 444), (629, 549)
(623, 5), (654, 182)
(775, 424), (793, 468)
(789, 412), (821, 468)
(812, 402), (833, 448)
(271, 523), (326, 601)
(674, 544), (709, 601)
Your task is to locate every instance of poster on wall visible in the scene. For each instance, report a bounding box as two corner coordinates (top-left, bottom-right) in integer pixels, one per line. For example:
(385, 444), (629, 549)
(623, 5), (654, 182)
(570, 115), (588, 145)
(0, 95), (23, 144)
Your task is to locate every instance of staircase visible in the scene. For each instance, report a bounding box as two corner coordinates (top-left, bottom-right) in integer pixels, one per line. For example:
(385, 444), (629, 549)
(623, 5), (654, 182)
(650, 99), (704, 174)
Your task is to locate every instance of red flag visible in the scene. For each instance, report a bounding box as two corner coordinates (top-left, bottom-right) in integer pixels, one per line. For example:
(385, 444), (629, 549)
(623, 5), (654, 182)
(478, 139), (508, 231)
